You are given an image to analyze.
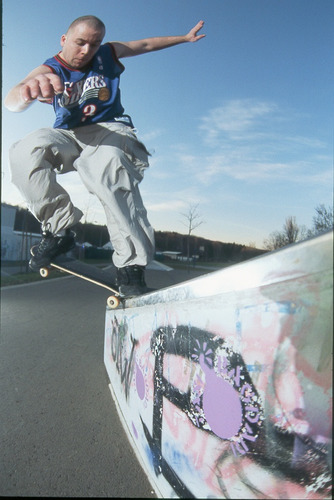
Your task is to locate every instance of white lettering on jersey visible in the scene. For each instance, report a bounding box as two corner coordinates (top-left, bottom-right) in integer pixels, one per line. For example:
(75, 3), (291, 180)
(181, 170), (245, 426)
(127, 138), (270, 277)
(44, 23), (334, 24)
(59, 76), (107, 107)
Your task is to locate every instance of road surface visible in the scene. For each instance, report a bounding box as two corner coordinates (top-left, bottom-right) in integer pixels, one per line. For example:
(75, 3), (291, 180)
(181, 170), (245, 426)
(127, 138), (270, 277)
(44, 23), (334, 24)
(0, 265), (209, 497)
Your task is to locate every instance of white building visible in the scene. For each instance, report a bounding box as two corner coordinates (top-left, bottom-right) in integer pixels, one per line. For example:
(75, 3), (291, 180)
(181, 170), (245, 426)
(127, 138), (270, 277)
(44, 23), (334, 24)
(1, 204), (40, 261)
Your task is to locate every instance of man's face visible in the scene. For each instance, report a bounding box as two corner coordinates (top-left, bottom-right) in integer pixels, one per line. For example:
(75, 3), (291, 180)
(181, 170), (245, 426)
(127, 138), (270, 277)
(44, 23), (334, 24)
(60, 22), (105, 69)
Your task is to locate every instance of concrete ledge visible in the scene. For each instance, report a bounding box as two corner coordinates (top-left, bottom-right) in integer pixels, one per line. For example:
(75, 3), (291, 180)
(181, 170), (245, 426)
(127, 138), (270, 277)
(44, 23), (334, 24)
(104, 231), (332, 499)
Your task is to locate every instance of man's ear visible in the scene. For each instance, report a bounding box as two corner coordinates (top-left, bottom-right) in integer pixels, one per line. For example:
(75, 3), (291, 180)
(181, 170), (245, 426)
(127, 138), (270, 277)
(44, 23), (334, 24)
(60, 34), (66, 47)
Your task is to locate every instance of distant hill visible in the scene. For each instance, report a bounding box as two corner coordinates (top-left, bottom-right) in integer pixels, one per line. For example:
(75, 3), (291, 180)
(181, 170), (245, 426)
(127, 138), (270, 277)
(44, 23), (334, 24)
(6, 204), (266, 263)
(154, 230), (266, 263)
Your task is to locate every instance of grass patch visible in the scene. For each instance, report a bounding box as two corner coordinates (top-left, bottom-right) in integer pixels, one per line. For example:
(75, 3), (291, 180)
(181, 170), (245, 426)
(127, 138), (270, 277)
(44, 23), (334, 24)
(1, 269), (64, 287)
(1, 258), (112, 288)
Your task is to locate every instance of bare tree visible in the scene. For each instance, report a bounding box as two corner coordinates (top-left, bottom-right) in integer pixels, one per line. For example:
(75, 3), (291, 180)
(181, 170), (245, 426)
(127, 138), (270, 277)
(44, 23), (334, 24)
(263, 216), (305, 250)
(180, 203), (204, 263)
(284, 216), (301, 244)
(308, 204), (333, 236)
(264, 205), (333, 251)
(263, 230), (286, 251)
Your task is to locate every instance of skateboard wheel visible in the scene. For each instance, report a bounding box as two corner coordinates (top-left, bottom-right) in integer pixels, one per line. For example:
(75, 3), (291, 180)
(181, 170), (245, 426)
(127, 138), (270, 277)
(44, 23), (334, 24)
(107, 295), (120, 309)
(40, 267), (49, 278)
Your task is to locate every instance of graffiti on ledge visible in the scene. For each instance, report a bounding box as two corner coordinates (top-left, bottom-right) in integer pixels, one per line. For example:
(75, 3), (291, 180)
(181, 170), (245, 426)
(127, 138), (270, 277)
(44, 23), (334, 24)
(107, 317), (331, 498)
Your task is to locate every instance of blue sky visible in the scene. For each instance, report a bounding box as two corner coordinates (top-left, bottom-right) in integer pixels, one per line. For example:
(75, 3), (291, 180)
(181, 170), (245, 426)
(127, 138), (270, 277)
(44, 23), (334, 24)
(2, 0), (333, 247)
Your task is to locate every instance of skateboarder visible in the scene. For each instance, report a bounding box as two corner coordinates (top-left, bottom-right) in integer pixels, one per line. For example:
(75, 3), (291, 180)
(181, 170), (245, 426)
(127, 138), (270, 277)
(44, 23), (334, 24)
(5, 16), (205, 296)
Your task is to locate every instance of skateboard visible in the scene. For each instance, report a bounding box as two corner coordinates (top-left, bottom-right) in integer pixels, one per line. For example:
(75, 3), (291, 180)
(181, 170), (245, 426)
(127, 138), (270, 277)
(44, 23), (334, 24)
(31, 250), (121, 309)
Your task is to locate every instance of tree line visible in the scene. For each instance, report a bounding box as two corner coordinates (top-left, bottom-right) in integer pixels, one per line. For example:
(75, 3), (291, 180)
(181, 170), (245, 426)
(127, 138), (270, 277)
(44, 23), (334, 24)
(10, 202), (333, 258)
(263, 204), (333, 250)
(11, 204), (264, 263)
(154, 231), (265, 262)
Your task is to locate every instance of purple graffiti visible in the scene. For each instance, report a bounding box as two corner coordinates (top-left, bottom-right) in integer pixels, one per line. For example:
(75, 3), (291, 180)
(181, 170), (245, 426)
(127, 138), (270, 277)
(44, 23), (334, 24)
(200, 353), (243, 439)
(135, 362), (146, 400)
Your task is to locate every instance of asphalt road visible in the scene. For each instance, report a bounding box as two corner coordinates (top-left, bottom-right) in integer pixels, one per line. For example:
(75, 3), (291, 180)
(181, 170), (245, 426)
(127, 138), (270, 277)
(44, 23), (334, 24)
(0, 265), (209, 498)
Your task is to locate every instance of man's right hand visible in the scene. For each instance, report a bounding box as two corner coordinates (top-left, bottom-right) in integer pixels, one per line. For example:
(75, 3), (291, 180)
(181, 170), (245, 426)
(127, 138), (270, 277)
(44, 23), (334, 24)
(5, 66), (64, 112)
(20, 72), (64, 103)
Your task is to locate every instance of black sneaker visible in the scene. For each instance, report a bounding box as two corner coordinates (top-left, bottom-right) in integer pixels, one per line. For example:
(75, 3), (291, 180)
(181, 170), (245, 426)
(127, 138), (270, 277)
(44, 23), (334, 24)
(116, 265), (148, 297)
(29, 229), (75, 270)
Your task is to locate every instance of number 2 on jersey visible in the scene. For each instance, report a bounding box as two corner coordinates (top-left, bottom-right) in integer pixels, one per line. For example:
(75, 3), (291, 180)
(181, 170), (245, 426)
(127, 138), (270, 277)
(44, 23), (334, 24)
(81, 104), (97, 122)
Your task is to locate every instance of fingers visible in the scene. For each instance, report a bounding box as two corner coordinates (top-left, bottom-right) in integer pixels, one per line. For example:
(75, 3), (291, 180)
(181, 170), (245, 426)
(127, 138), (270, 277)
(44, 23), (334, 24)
(20, 73), (64, 103)
(188, 20), (206, 42)
(194, 20), (205, 31)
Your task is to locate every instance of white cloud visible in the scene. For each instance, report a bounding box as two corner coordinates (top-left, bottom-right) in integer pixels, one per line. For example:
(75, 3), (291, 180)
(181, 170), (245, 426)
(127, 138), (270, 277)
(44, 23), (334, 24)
(179, 150), (331, 186)
(179, 152), (291, 184)
(138, 128), (164, 143)
(186, 99), (333, 187)
(146, 182), (209, 213)
(147, 200), (185, 212)
(199, 99), (278, 144)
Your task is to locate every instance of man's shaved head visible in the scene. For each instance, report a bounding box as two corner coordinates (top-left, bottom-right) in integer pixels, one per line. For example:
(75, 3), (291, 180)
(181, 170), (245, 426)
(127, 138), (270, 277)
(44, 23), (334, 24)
(60, 15), (106, 69)
(67, 15), (105, 36)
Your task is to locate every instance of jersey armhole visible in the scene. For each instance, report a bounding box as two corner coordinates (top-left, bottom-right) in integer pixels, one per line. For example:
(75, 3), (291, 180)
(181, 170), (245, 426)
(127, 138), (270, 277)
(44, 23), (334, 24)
(107, 43), (125, 71)
(42, 64), (56, 74)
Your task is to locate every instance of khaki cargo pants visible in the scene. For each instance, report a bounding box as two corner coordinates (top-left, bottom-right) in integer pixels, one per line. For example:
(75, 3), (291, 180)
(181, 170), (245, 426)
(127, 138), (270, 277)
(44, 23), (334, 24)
(9, 122), (155, 268)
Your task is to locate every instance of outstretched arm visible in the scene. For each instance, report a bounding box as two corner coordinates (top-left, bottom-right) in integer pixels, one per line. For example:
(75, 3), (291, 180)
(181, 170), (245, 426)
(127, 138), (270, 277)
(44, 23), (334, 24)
(4, 65), (64, 112)
(112, 20), (205, 58)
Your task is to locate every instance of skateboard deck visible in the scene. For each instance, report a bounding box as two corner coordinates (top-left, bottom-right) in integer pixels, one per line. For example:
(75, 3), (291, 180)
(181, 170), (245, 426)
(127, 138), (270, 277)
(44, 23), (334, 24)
(38, 256), (121, 309)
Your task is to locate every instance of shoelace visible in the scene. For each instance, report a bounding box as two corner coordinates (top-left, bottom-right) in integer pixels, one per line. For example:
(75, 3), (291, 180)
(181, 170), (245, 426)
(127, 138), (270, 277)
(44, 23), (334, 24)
(34, 235), (54, 257)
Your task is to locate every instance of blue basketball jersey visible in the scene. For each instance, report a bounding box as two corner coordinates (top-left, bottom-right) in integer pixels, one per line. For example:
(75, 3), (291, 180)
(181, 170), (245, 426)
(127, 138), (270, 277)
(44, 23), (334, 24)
(43, 43), (133, 129)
